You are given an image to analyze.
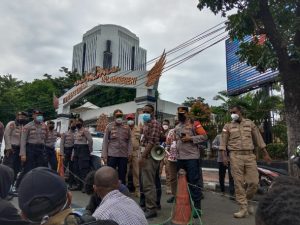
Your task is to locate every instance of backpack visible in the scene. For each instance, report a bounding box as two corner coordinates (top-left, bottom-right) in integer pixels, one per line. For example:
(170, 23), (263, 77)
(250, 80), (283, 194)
(64, 213), (118, 225)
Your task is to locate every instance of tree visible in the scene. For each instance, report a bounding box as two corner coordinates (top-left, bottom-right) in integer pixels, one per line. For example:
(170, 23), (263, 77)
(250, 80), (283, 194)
(182, 97), (205, 107)
(197, 1), (300, 176)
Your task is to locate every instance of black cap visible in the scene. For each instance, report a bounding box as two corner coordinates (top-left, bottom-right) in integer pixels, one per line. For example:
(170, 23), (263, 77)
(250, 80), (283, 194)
(17, 111), (28, 117)
(33, 109), (43, 114)
(18, 167), (67, 222)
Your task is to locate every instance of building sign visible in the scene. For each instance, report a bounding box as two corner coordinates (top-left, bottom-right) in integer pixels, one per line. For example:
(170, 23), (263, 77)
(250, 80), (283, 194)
(226, 36), (278, 96)
(74, 66), (121, 86)
(63, 83), (88, 103)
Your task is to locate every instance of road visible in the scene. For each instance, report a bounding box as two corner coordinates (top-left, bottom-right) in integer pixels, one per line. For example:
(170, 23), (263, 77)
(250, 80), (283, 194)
(69, 187), (256, 225)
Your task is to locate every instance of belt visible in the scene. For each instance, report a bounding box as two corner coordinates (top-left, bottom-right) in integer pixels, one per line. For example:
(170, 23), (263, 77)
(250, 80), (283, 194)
(27, 143), (45, 147)
(230, 150), (253, 155)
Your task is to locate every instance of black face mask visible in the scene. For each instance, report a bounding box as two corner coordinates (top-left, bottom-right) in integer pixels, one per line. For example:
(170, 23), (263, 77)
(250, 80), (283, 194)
(16, 119), (27, 125)
(76, 124), (83, 129)
(49, 126), (54, 130)
(70, 126), (76, 130)
(178, 114), (186, 122)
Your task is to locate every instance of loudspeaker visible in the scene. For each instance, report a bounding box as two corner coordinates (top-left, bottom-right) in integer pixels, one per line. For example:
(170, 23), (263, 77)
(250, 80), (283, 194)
(150, 146), (166, 161)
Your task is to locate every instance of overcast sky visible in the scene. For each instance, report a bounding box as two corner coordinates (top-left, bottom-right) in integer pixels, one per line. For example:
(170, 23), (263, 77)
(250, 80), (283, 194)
(0, 0), (227, 106)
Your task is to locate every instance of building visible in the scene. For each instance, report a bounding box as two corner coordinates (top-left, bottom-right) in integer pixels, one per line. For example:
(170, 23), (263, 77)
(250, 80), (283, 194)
(72, 24), (147, 74)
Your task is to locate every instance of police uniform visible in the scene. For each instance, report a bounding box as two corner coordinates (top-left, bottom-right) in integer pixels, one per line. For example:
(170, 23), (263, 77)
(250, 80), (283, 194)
(102, 122), (132, 184)
(60, 129), (75, 186)
(127, 126), (140, 195)
(20, 121), (48, 173)
(175, 121), (207, 212)
(45, 130), (59, 171)
(220, 118), (266, 216)
(3, 121), (23, 179)
(73, 127), (93, 189)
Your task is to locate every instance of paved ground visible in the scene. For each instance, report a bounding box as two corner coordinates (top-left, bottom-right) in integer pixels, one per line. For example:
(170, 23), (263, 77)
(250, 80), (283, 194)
(11, 168), (256, 225)
(69, 186), (256, 225)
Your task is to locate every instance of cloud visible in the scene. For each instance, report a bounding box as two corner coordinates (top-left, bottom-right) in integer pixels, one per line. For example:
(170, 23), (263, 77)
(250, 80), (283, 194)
(0, 0), (226, 106)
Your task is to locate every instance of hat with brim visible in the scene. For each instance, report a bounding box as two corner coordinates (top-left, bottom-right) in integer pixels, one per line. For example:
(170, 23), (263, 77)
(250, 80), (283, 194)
(33, 110), (43, 115)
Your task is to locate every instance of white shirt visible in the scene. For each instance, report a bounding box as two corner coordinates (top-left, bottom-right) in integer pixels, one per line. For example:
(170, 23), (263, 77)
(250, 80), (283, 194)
(92, 190), (148, 225)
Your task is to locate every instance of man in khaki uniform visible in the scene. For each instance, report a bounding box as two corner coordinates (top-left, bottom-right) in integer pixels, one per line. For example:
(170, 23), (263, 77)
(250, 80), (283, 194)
(20, 110), (48, 173)
(126, 113), (140, 197)
(3, 111), (28, 179)
(45, 121), (60, 171)
(102, 109), (132, 185)
(220, 105), (271, 218)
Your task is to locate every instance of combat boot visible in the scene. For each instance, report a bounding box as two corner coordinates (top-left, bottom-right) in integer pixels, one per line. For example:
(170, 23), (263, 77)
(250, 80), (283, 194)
(248, 205), (255, 215)
(233, 208), (249, 218)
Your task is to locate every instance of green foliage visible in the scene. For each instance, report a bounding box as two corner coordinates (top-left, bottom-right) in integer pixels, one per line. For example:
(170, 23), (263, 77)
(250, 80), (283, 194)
(272, 121), (288, 145)
(182, 97), (205, 107)
(266, 143), (287, 160)
(0, 67), (136, 124)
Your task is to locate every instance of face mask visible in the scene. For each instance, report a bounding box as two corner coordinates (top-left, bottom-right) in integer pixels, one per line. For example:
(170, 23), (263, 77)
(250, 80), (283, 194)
(142, 113), (151, 122)
(178, 114), (186, 122)
(49, 125), (54, 130)
(115, 118), (123, 124)
(70, 126), (76, 130)
(231, 113), (239, 121)
(76, 124), (83, 129)
(163, 125), (169, 130)
(17, 119), (27, 125)
(36, 115), (44, 123)
(127, 120), (134, 126)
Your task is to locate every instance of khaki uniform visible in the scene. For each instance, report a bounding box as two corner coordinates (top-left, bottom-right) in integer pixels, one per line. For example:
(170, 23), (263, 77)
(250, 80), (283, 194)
(103, 122), (132, 184)
(3, 121), (23, 178)
(220, 118), (266, 210)
(20, 121), (48, 172)
(45, 130), (60, 171)
(175, 121), (207, 209)
(127, 126), (140, 192)
(60, 130), (76, 185)
(73, 127), (93, 189)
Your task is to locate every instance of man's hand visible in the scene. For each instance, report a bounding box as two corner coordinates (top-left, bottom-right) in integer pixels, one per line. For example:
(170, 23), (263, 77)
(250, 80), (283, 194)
(223, 156), (229, 167)
(181, 134), (192, 142)
(21, 155), (26, 163)
(263, 152), (272, 164)
(102, 157), (107, 165)
(139, 157), (146, 168)
(128, 155), (132, 162)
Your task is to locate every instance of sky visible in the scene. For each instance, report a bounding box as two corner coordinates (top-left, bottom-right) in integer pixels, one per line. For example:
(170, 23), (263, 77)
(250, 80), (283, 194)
(0, 0), (227, 106)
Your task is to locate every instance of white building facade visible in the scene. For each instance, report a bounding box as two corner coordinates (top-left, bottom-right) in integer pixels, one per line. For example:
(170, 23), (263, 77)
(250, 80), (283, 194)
(72, 24), (147, 74)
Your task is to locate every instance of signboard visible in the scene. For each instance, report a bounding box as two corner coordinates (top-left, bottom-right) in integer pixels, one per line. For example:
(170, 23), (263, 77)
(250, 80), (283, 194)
(225, 36), (279, 96)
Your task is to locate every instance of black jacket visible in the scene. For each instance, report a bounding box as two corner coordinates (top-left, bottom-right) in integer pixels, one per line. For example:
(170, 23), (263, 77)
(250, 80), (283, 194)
(0, 165), (30, 225)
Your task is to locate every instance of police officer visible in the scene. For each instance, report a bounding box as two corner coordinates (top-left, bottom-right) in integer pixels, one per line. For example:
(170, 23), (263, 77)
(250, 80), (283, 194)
(45, 121), (60, 171)
(175, 106), (207, 218)
(126, 113), (140, 197)
(102, 109), (132, 185)
(60, 119), (76, 187)
(20, 110), (48, 174)
(220, 105), (272, 218)
(3, 111), (28, 179)
(71, 118), (93, 192)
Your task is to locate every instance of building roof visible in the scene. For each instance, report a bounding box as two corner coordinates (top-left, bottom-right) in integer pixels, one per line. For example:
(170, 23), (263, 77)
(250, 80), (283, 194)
(71, 102), (100, 113)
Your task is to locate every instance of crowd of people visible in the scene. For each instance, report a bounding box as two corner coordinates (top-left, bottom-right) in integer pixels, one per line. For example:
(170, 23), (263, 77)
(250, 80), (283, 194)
(0, 104), (299, 225)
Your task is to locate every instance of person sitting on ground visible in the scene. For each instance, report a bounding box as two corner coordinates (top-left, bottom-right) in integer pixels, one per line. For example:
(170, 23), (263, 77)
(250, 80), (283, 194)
(0, 164), (29, 225)
(255, 176), (300, 225)
(18, 167), (77, 225)
(84, 170), (130, 215)
(92, 166), (147, 225)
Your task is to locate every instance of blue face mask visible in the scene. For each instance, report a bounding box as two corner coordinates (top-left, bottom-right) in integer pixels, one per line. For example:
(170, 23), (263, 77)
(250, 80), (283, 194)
(36, 115), (44, 123)
(142, 113), (151, 122)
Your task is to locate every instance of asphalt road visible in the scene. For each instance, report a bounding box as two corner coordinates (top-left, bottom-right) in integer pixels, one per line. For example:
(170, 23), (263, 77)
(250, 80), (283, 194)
(11, 186), (256, 225)
(70, 187), (256, 225)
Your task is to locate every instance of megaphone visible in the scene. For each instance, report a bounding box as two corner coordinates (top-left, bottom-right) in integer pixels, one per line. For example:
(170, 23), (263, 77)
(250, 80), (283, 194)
(151, 145), (166, 161)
